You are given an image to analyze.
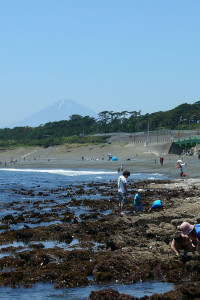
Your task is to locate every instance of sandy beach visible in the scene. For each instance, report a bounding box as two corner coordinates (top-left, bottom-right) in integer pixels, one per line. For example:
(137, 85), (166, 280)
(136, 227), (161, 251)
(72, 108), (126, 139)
(0, 141), (199, 179)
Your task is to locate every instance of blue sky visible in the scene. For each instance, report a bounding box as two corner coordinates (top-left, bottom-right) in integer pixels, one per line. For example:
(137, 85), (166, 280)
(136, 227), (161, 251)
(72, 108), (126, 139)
(1, 0), (200, 127)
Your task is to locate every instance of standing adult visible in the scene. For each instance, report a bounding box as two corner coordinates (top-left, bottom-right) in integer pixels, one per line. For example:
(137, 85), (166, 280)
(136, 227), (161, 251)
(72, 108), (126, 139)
(160, 157), (164, 166)
(176, 161), (185, 178)
(117, 170), (130, 215)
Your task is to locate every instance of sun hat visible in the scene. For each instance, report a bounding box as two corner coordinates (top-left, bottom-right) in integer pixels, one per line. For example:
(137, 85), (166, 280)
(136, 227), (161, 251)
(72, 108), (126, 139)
(179, 222), (194, 235)
(177, 160), (183, 163)
(138, 189), (144, 193)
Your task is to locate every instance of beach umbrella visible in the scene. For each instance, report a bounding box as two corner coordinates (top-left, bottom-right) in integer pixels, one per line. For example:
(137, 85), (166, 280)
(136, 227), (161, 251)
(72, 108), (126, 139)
(111, 157), (118, 161)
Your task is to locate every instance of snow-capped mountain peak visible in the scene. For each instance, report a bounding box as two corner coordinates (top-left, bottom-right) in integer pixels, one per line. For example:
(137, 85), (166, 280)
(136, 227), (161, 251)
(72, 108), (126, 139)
(7, 100), (98, 128)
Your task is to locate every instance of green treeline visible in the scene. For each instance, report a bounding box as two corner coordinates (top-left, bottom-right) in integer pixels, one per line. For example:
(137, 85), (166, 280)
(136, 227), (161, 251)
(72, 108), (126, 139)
(0, 101), (200, 148)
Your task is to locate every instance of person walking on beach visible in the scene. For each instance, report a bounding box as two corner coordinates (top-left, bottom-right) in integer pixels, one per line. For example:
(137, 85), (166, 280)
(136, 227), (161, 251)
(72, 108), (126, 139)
(117, 170), (130, 216)
(160, 157), (164, 166)
(134, 189), (144, 214)
(178, 222), (200, 254)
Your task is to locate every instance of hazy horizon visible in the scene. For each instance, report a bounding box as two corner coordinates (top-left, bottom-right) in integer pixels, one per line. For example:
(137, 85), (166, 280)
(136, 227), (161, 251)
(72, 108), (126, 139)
(1, 1), (200, 127)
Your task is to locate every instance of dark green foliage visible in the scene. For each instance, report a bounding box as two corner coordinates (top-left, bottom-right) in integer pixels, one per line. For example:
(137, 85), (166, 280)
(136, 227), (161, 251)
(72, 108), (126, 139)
(95, 102), (200, 133)
(0, 101), (200, 148)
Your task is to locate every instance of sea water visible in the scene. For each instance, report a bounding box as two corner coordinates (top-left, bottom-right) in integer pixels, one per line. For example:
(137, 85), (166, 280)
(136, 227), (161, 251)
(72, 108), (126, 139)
(0, 167), (168, 184)
(0, 281), (174, 299)
(0, 168), (168, 206)
(0, 168), (172, 299)
(0, 168), (168, 219)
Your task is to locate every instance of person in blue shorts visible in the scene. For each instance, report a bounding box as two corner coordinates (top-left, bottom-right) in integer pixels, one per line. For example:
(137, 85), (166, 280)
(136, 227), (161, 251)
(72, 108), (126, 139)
(134, 189), (144, 213)
(148, 199), (164, 212)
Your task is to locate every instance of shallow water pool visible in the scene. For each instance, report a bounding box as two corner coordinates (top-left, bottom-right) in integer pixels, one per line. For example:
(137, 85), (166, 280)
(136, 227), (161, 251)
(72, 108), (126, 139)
(0, 281), (174, 299)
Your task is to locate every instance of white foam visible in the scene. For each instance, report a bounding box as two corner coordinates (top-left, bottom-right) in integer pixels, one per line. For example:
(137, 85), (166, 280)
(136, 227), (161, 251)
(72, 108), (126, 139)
(131, 173), (142, 175)
(149, 173), (164, 176)
(0, 168), (117, 177)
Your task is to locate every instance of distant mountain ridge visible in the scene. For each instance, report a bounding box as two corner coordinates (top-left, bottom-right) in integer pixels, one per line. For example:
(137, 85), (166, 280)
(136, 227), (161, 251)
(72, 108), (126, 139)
(8, 100), (98, 128)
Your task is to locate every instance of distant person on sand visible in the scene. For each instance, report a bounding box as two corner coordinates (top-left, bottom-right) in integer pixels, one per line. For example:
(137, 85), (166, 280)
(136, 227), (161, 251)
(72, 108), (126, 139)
(176, 161), (185, 178)
(181, 150), (185, 157)
(134, 189), (144, 214)
(120, 164), (124, 172)
(117, 170), (130, 216)
(160, 157), (164, 166)
(171, 232), (196, 257)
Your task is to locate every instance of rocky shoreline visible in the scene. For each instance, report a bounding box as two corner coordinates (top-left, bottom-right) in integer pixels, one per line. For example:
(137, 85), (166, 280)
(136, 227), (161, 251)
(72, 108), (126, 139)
(0, 177), (200, 299)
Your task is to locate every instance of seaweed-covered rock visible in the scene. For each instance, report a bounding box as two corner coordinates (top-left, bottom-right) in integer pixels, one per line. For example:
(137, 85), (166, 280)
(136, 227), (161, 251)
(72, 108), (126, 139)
(88, 289), (138, 300)
(2, 214), (17, 224)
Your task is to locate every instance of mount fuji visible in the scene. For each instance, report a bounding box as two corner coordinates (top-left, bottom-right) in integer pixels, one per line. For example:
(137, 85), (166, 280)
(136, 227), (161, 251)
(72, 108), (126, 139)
(8, 100), (98, 128)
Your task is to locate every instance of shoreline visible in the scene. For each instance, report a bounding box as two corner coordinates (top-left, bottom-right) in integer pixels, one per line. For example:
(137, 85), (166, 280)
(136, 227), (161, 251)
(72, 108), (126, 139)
(0, 143), (199, 179)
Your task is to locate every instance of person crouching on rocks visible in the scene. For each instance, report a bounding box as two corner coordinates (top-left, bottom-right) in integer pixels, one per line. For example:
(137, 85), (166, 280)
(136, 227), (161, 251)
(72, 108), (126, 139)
(178, 222), (200, 254)
(134, 189), (144, 214)
(148, 199), (164, 212)
(171, 232), (196, 258)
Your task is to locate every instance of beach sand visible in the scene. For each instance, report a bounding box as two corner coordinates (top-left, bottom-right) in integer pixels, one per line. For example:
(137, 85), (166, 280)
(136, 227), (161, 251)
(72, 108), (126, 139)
(0, 142), (199, 179)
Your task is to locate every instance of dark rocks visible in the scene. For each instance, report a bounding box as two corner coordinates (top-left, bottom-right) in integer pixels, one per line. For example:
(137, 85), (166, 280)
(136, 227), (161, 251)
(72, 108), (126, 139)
(2, 214), (17, 224)
(106, 240), (118, 251)
(89, 289), (137, 300)
(16, 229), (33, 240)
(0, 178), (200, 299)
(61, 215), (72, 222)
(59, 232), (73, 243)
(18, 251), (31, 261)
(30, 243), (45, 249)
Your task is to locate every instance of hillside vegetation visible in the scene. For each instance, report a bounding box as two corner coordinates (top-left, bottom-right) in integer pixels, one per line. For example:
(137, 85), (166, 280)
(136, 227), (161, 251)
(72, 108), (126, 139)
(0, 101), (200, 148)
